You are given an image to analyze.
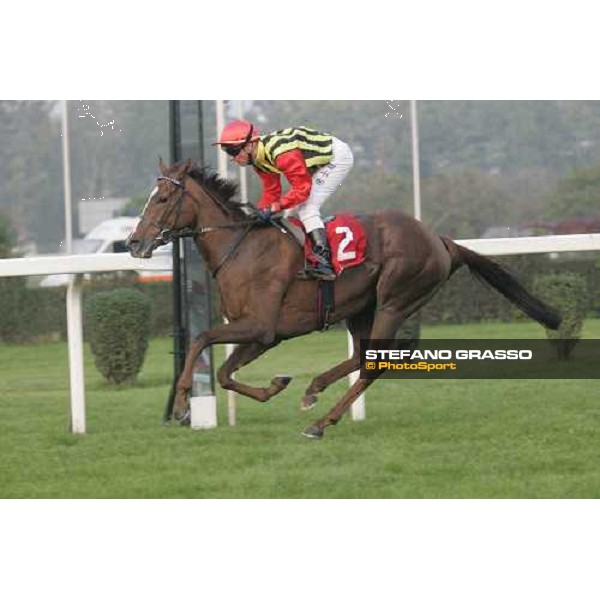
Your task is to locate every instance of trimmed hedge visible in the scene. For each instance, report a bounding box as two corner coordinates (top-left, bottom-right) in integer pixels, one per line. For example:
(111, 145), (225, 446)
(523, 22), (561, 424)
(86, 288), (152, 384)
(2, 252), (599, 343)
(533, 272), (589, 360)
(0, 277), (172, 343)
(397, 315), (421, 344)
(0, 278), (66, 343)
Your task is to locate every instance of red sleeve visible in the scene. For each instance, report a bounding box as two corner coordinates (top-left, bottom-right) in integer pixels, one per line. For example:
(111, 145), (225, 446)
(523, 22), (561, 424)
(255, 169), (282, 209)
(274, 149), (313, 209)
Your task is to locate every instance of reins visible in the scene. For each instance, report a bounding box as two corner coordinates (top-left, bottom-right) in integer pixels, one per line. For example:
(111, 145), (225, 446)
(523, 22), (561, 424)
(209, 223), (255, 277)
(151, 173), (266, 276)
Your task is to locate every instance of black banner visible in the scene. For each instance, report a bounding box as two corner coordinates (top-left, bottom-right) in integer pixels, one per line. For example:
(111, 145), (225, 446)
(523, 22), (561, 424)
(359, 339), (600, 379)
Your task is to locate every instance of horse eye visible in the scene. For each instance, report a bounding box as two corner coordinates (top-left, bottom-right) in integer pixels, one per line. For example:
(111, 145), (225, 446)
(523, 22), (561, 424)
(156, 196), (168, 204)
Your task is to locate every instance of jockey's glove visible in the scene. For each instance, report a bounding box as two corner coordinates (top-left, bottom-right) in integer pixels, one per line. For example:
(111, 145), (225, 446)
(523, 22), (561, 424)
(257, 202), (282, 222)
(257, 207), (273, 222)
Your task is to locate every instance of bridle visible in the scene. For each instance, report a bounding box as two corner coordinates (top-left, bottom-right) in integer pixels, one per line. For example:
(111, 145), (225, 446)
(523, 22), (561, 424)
(136, 172), (268, 276)
(139, 174), (251, 243)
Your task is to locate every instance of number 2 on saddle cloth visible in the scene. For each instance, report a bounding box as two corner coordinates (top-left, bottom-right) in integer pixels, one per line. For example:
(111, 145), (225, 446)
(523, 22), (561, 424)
(286, 213), (368, 330)
(288, 213), (368, 275)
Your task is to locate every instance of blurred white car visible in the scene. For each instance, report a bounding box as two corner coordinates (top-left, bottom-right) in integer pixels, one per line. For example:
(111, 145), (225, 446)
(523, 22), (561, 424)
(39, 217), (172, 287)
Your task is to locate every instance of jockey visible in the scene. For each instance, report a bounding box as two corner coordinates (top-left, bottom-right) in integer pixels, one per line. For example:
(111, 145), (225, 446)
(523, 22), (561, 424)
(213, 119), (354, 281)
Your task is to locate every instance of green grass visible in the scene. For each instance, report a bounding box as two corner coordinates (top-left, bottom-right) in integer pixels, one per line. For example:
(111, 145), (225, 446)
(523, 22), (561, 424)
(1, 320), (600, 498)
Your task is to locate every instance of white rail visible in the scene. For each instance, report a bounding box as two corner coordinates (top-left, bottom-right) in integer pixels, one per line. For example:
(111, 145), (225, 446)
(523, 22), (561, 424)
(0, 253), (171, 433)
(458, 233), (600, 256)
(0, 252), (171, 278)
(2, 233), (600, 433)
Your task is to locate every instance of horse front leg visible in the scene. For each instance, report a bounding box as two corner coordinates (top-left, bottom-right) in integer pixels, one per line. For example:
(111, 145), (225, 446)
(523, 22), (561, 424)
(216, 341), (293, 402)
(172, 316), (281, 421)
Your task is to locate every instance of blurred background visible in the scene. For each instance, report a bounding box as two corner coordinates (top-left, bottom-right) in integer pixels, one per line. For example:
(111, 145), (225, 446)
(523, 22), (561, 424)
(1, 99), (600, 341)
(2, 100), (600, 258)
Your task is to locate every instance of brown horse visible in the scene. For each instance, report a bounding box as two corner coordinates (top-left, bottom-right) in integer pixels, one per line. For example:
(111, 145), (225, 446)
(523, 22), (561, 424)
(127, 158), (561, 439)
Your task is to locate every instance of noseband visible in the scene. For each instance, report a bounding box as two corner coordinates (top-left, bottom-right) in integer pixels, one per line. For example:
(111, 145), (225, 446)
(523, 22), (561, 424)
(135, 175), (196, 245)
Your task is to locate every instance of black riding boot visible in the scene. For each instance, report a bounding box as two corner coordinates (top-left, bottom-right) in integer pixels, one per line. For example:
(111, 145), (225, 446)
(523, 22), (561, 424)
(307, 228), (336, 281)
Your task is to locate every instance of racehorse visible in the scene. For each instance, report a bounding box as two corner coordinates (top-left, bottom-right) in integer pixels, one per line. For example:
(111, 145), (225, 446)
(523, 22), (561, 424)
(127, 158), (561, 439)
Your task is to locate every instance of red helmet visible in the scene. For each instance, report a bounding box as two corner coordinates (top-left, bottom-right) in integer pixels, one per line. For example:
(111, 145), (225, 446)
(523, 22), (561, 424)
(213, 119), (260, 146)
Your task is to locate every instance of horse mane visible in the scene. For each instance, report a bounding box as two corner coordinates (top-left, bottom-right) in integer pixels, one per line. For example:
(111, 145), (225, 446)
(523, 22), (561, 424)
(186, 163), (249, 220)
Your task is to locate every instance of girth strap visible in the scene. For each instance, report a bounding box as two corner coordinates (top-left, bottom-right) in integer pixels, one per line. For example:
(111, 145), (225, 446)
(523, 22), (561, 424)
(317, 280), (335, 331)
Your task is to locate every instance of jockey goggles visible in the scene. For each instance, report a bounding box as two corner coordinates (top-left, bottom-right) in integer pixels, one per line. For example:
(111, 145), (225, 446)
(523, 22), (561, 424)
(222, 144), (245, 157)
(221, 124), (256, 157)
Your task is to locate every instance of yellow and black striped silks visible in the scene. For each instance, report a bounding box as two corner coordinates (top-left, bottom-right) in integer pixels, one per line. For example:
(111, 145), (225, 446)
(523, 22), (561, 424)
(253, 127), (333, 173)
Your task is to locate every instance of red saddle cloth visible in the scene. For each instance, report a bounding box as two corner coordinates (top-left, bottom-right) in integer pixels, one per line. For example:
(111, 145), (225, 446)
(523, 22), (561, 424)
(289, 213), (367, 275)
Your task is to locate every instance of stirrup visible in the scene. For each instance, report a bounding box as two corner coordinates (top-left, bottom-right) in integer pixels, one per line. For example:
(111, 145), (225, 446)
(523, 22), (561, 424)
(306, 264), (336, 281)
(306, 229), (336, 281)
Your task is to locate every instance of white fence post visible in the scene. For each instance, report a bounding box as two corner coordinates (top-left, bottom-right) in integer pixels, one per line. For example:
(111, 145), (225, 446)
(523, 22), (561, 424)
(348, 330), (366, 421)
(190, 396), (218, 429)
(66, 274), (85, 433)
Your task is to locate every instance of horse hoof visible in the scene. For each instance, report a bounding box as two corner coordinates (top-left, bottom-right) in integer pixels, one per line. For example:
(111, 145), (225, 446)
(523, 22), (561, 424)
(176, 409), (191, 426)
(300, 394), (318, 411)
(272, 375), (293, 388)
(301, 424), (324, 440)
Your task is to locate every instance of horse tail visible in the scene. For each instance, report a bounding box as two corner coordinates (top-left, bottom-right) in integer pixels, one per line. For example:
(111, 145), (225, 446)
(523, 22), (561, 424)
(442, 237), (562, 330)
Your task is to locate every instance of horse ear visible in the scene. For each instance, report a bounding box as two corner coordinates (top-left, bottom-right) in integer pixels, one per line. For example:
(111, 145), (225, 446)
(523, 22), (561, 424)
(175, 157), (193, 178)
(158, 156), (168, 175)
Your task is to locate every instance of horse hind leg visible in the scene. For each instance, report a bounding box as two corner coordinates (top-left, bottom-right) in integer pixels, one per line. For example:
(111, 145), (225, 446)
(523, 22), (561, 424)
(302, 259), (448, 439)
(304, 335), (417, 436)
(216, 341), (293, 402)
(300, 306), (375, 411)
(302, 307), (402, 439)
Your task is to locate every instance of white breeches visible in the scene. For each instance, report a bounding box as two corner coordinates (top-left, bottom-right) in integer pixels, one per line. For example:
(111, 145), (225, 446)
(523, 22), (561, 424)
(293, 137), (354, 233)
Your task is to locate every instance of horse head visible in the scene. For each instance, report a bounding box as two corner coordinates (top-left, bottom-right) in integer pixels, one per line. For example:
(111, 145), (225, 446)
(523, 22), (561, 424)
(127, 158), (197, 258)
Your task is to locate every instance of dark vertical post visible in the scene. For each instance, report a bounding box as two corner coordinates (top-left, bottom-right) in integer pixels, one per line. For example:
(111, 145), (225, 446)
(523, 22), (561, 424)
(195, 101), (216, 394)
(164, 100), (186, 421)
